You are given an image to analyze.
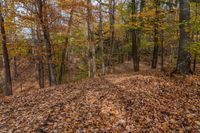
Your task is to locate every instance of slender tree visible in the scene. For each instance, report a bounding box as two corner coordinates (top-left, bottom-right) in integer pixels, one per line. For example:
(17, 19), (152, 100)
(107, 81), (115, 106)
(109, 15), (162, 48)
(131, 0), (139, 72)
(87, 0), (96, 77)
(98, 0), (105, 75)
(109, 0), (115, 68)
(160, 29), (164, 71)
(0, 1), (12, 96)
(38, 0), (57, 85)
(152, 0), (160, 69)
(36, 25), (45, 88)
(131, 0), (145, 72)
(58, 1), (75, 84)
(193, 1), (199, 72)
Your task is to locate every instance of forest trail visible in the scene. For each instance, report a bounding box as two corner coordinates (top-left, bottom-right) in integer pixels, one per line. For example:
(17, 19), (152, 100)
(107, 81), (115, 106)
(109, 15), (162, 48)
(0, 71), (200, 132)
(2, 61), (156, 95)
(114, 61), (151, 74)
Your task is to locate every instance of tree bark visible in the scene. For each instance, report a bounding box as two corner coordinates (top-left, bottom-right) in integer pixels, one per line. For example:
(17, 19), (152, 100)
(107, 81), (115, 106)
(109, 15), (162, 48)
(99, 0), (105, 75)
(193, 2), (198, 73)
(36, 25), (45, 88)
(13, 17), (18, 80)
(175, 0), (192, 74)
(131, 0), (139, 72)
(87, 0), (96, 78)
(58, 3), (74, 84)
(152, 0), (159, 69)
(193, 54), (197, 72)
(0, 2), (12, 96)
(109, 0), (115, 68)
(160, 30), (164, 71)
(38, 0), (57, 85)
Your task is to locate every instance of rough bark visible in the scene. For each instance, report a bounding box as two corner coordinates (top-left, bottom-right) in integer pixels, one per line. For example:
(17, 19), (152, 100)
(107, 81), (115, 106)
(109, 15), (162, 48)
(109, 0), (115, 67)
(152, 0), (159, 69)
(58, 3), (74, 84)
(36, 26), (45, 88)
(160, 30), (164, 71)
(99, 0), (105, 75)
(87, 0), (96, 78)
(13, 18), (18, 80)
(193, 54), (197, 72)
(131, 0), (139, 72)
(175, 0), (192, 74)
(38, 0), (57, 85)
(193, 2), (198, 73)
(0, 2), (12, 96)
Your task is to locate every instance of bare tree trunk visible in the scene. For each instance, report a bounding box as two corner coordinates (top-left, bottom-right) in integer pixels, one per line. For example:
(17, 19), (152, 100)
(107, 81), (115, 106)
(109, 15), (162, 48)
(160, 30), (164, 71)
(152, 0), (159, 69)
(193, 2), (198, 73)
(99, 0), (105, 75)
(87, 0), (96, 77)
(118, 41), (124, 64)
(131, 0), (139, 72)
(175, 0), (192, 74)
(132, 30), (139, 71)
(88, 45), (91, 78)
(58, 3), (74, 84)
(13, 18), (18, 80)
(0, 2), (12, 96)
(193, 31), (198, 73)
(193, 54), (197, 72)
(36, 25), (45, 88)
(38, 56), (45, 89)
(38, 0), (57, 85)
(109, 0), (115, 68)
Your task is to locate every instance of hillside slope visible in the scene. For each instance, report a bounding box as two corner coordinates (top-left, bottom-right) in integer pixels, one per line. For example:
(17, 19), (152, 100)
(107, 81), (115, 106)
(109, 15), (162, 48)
(0, 74), (200, 132)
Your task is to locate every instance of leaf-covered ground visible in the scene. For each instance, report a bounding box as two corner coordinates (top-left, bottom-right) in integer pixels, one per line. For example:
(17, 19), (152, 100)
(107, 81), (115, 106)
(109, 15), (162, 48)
(0, 73), (200, 133)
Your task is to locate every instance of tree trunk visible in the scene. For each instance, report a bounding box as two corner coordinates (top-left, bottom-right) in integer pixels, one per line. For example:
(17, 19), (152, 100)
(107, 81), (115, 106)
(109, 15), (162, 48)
(99, 0), (105, 75)
(87, 0), (96, 78)
(38, 0), (57, 85)
(38, 57), (45, 89)
(109, 0), (115, 68)
(193, 2), (198, 73)
(58, 3), (74, 84)
(152, 0), (159, 69)
(36, 26), (45, 88)
(13, 17), (18, 80)
(0, 2), (12, 96)
(160, 30), (164, 71)
(131, 0), (139, 72)
(175, 0), (192, 74)
(193, 54), (197, 72)
(88, 45), (91, 78)
(132, 30), (139, 71)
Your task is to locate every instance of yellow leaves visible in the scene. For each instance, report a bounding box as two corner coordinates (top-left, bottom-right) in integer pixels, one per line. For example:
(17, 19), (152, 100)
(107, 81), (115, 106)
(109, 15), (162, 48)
(8, 42), (29, 58)
(139, 9), (155, 19)
(129, 21), (141, 28)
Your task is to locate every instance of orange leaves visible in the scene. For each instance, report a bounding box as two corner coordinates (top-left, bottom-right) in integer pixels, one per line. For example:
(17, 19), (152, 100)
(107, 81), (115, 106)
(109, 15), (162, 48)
(0, 73), (200, 132)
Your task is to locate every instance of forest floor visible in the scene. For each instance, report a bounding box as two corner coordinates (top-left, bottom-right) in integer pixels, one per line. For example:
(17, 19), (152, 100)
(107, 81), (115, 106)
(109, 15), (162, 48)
(0, 62), (200, 132)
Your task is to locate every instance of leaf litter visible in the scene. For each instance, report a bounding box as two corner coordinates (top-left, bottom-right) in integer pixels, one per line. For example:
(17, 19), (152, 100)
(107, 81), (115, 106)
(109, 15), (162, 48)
(0, 74), (200, 133)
